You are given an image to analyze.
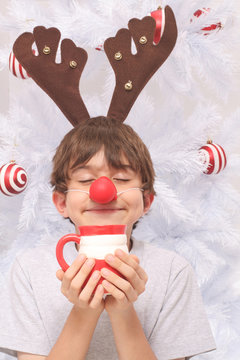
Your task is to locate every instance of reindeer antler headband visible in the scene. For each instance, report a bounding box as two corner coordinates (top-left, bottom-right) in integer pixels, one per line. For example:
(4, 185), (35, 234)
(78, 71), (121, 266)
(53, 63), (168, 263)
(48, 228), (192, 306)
(13, 6), (177, 127)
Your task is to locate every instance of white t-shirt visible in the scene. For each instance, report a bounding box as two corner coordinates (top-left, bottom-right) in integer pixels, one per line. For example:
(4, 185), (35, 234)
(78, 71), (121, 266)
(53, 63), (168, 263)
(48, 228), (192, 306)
(0, 239), (216, 359)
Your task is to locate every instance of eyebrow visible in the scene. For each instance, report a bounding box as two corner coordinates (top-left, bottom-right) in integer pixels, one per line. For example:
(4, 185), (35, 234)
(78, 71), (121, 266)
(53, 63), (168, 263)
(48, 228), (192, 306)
(71, 165), (91, 174)
(71, 164), (134, 174)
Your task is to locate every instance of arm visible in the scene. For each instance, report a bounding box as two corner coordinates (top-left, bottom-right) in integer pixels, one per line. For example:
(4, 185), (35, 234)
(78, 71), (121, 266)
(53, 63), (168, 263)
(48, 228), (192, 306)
(47, 304), (102, 359)
(101, 252), (186, 360)
(108, 305), (157, 360)
(101, 250), (157, 360)
(18, 354), (46, 360)
(17, 351), (186, 360)
(19, 255), (104, 360)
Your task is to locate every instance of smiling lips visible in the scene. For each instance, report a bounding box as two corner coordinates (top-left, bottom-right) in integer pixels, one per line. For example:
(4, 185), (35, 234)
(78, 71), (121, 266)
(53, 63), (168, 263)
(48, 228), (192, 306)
(85, 206), (124, 213)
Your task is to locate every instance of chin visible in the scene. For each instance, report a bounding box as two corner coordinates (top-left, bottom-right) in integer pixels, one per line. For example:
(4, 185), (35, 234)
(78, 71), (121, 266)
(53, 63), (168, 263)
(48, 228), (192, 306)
(83, 211), (122, 224)
(89, 219), (125, 226)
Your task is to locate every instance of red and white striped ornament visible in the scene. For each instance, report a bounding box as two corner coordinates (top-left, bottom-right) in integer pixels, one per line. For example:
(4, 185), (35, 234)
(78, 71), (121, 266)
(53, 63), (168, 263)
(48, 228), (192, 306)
(0, 162), (28, 196)
(9, 51), (31, 79)
(192, 8), (222, 35)
(95, 44), (104, 51)
(199, 141), (227, 175)
(150, 6), (165, 44)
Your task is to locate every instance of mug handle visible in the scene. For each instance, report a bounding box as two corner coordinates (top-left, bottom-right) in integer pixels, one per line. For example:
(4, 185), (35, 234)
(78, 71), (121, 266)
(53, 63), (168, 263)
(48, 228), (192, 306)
(56, 234), (80, 272)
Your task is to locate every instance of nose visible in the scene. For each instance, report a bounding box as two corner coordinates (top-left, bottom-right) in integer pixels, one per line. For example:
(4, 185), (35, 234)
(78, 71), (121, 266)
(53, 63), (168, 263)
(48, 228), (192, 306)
(89, 176), (117, 204)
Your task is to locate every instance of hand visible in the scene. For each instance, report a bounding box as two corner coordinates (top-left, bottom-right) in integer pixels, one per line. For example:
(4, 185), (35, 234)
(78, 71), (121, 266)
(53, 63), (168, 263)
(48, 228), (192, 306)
(56, 254), (104, 314)
(100, 250), (148, 314)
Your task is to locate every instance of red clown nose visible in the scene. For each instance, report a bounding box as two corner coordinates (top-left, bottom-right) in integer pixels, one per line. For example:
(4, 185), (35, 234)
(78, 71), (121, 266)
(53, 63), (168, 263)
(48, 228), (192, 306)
(89, 176), (117, 204)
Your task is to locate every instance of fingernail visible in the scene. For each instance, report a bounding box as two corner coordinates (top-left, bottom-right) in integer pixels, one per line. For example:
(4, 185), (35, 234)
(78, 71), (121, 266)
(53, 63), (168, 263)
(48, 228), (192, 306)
(96, 284), (104, 294)
(78, 254), (86, 261)
(101, 268), (109, 276)
(106, 255), (114, 263)
(115, 249), (124, 257)
(102, 280), (111, 288)
(92, 271), (100, 280)
(86, 258), (95, 267)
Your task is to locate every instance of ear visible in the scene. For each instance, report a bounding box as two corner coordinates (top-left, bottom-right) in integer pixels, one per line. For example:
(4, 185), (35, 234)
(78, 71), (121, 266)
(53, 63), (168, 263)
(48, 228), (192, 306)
(52, 191), (69, 218)
(143, 192), (154, 215)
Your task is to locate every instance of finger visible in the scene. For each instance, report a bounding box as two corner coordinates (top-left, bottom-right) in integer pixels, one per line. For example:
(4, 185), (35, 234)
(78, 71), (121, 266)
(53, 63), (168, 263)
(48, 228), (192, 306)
(78, 270), (101, 303)
(115, 250), (139, 270)
(105, 253), (147, 293)
(115, 250), (148, 283)
(61, 254), (87, 294)
(56, 269), (64, 281)
(129, 254), (140, 264)
(68, 258), (95, 300)
(101, 268), (137, 302)
(89, 284), (104, 309)
(102, 280), (128, 303)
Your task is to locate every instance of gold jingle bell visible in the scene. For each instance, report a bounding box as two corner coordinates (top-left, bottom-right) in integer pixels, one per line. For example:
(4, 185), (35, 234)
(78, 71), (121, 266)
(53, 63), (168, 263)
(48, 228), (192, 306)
(139, 36), (147, 45)
(125, 80), (133, 91)
(69, 60), (77, 69)
(114, 52), (122, 61)
(43, 46), (51, 55)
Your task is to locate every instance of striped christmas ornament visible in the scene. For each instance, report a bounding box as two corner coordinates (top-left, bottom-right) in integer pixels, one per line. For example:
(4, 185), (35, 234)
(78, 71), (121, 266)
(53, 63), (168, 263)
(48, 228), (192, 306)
(150, 6), (165, 44)
(0, 162), (28, 196)
(95, 44), (104, 51)
(9, 51), (31, 79)
(192, 8), (222, 35)
(199, 142), (227, 175)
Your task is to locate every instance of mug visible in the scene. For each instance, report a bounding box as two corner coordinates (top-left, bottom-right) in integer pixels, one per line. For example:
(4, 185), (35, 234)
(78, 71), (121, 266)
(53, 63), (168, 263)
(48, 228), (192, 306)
(56, 224), (129, 293)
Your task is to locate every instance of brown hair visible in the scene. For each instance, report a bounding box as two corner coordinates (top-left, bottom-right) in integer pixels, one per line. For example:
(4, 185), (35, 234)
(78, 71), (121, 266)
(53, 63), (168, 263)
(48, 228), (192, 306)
(51, 116), (156, 195)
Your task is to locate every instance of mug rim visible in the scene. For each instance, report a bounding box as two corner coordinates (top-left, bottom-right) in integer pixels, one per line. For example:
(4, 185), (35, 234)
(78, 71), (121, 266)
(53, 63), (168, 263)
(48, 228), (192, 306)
(79, 224), (127, 236)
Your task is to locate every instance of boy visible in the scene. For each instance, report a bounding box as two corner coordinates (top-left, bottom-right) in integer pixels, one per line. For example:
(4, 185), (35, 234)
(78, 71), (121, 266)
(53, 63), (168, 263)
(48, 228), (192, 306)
(0, 116), (216, 359)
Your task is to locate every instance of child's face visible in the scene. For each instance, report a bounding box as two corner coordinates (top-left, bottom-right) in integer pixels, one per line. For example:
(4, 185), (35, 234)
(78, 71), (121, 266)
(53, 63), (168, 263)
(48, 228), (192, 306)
(53, 148), (153, 241)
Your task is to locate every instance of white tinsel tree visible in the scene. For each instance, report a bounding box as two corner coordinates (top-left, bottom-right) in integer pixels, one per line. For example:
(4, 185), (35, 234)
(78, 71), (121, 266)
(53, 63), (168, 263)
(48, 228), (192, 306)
(0, 0), (240, 359)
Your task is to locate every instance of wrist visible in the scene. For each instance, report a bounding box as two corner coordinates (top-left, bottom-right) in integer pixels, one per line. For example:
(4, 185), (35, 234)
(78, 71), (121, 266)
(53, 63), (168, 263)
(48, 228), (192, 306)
(107, 303), (135, 319)
(73, 304), (103, 320)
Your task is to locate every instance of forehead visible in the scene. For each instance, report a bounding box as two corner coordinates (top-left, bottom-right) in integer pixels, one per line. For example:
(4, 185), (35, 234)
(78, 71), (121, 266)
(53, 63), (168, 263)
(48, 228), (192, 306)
(70, 148), (135, 175)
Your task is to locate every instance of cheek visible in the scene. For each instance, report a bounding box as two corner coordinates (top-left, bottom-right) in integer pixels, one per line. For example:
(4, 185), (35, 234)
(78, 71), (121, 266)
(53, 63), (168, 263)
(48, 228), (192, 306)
(65, 194), (86, 213)
(127, 193), (145, 219)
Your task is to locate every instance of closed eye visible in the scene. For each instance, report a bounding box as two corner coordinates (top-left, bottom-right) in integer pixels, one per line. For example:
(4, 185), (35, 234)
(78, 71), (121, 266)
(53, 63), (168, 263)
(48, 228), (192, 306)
(78, 179), (95, 183)
(113, 178), (130, 182)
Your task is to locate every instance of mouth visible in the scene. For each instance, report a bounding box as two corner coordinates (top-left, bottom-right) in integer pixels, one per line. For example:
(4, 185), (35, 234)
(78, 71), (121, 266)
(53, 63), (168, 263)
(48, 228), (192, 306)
(85, 207), (125, 213)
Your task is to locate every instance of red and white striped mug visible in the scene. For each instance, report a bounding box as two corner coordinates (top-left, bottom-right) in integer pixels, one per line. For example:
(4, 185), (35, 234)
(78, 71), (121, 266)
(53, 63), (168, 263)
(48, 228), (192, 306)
(56, 225), (128, 292)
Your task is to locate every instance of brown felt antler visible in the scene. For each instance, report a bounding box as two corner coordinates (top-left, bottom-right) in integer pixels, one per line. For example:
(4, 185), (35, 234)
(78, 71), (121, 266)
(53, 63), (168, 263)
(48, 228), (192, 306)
(12, 6), (177, 126)
(13, 26), (90, 127)
(104, 6), (177, 122)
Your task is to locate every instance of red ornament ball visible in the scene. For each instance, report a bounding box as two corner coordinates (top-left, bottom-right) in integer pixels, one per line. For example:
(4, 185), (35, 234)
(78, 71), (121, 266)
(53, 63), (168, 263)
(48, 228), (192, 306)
(199, 143), (227, 175)
(0, 162), (28, 196)
(9, 51), (32, 79)
(89, 176), (117, 204)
